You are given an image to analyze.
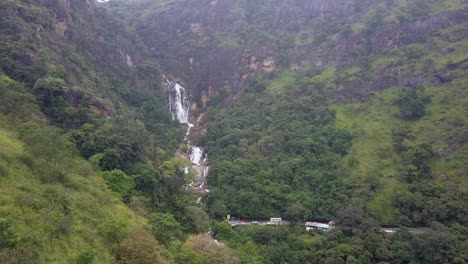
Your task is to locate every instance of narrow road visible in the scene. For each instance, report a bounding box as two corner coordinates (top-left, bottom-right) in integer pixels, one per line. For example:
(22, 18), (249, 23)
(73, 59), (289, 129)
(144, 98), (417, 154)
(228, 220), (429, 233)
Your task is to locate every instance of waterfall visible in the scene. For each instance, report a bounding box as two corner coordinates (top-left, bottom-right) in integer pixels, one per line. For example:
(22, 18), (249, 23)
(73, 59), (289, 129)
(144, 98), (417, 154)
(201, 166), (210, 193)
(168, 81), (193, 127)
(166, 77), (210, 194)
(190, 146), (204, 165)
(202, 167), (210, 179)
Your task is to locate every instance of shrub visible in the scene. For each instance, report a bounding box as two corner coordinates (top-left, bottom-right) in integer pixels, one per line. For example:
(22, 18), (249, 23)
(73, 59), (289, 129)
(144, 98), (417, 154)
(185, 206), (210, 234)
(401, 144), (432, 183)
(16, 153), (34, 168)
(0, 218), (21, 249)
(174, 245), (203, 264)
(149, 212), (183, 246)
(18, 124), (75, 183)
(0, 164), (8, 177)
(405, 44), (427, 59)
(88, 153), (103, 169)
(395, 88), (430, 120)
(213, 221), (235, 240)
(32, 77), (68, 107)
(128, 196), (150, 217)
(117, 228), (168, 264)
(185, 234), (240, 264)
(0, 76), (38, 123)
(0, 247), (33, 264)
(75, 248), (96, 264)
(100, 169), (135, 198)
(179, 144), (188, 153)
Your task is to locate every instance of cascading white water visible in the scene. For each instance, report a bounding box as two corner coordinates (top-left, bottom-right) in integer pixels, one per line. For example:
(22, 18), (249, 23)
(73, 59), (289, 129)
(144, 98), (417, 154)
(200, 166), (210, 193)
(190, 147), (204, 165)
(167, 78), (210, 194)
(168, 81), (192, 126)
(202, 167), (210, 179)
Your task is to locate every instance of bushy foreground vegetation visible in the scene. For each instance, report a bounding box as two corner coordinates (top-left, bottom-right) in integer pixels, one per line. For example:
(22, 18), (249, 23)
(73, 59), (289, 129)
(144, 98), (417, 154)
(0, 101), (145, 262)
(0, 71), (234, 263)
(0, 0), (218, 262)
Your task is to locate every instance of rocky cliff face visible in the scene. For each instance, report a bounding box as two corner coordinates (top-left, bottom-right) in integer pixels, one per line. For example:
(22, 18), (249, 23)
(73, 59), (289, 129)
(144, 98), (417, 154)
(113, 0), (467, 104)
(1, 0), (156, 77)
(117, 0), (362, 104)
(0, 0), (167, 116)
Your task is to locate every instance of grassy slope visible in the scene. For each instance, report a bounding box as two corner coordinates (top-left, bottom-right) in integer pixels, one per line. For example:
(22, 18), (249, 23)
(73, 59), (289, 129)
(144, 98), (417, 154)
(333, 88), (404, 225)
(0, 116), (146, 263)
(333, 76), (467, 225)
(257, 20), (467, 225)
(419, 77), (467, 189)
(330, 1), (468, 225)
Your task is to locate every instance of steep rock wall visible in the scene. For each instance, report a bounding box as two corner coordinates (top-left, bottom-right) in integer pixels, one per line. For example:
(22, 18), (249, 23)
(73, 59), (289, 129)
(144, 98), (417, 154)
(120, 0), (468, 104)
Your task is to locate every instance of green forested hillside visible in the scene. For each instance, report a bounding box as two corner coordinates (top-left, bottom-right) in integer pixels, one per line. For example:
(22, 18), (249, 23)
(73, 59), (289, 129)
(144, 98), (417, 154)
(335, 79), (467, 226)
(204, 75), (354, 221)
(0, 113), (147, 263)
(196, 0), (468, 227)
(0, 0), (212, 263)
(0, 0), (467, 263)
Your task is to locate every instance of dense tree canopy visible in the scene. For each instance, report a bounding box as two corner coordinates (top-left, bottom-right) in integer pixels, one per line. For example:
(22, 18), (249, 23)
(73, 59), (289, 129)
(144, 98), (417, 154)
(204, 76), (353, 220)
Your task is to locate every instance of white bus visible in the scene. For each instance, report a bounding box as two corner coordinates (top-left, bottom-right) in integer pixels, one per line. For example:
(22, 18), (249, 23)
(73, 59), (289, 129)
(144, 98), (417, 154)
(270, 218), (282, 224)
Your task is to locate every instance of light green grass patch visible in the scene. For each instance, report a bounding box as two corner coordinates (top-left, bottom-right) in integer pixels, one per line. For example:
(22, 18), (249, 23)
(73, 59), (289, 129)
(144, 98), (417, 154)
(0, 128), (23, 155)
(372, 56), (401, 69)
(333, 88), (406, 225)
(431, 0), (466, 13)
(412, 80), (468, 192)
(339, 66), (361, 80)
(267, 71), (296, 94)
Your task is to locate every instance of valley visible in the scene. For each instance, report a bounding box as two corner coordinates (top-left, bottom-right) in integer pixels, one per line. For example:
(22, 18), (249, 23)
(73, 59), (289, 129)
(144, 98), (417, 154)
(0, 0), (467, 263)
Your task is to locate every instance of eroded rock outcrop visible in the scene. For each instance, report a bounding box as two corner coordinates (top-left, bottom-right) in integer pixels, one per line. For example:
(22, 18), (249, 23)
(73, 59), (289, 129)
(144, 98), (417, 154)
(129, 0), (467, 104)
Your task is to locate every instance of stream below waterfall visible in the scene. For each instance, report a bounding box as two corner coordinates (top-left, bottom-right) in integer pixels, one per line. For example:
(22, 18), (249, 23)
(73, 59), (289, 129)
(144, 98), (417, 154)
(167, 79), (210, 196)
